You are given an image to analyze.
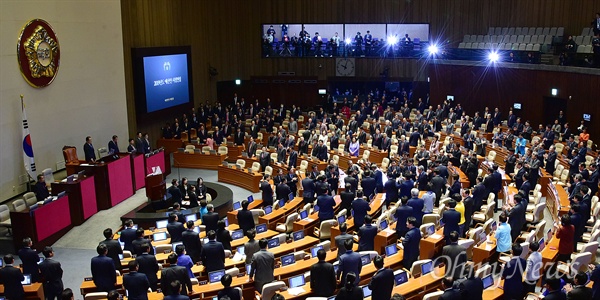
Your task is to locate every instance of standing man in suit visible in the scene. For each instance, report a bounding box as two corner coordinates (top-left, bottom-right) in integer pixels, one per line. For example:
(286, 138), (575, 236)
(201, 204), (219, 233)
(260, 175), (274, 206)
(357, 215), (378, 251)
(120, 219), (137, 252)
(249, 238), (275, 293)
(247, 137), (257, 157)
(402, 217), (422, 269)
(316, 186), (336, 221)
(439, 277), (462, 300)
(237, 200), (256, 235)
(234, 127), (245, 146)
(160, 253), (192, 297)
(99, 228), (123, 270)
(441, 200), (461, 245)
(361, 170), (377, 198)
(108, 135), (119, 154)
(91, 244), (116, 292)
(275, 178), (291, 202)
(351, 190), (371, 228)
(384, 176), (400, 206)
(181, 221), (202, 264)
(287, 149), (298, 169)
(339, 184), (355, 216)
(123, 261), (150, 300)
(142, 133), (151, 154)
(395, 196), (413, 238)
(431, 169), (446, 205)
(38, 247), (63, 300)
(167, 179), (183, 205)
(337, 239), (362, 286)
(84, 136), (96, 162)
(136, 243), (159, 291)
(310, 249), (337, 297)
(334, 223), (354, 259)
(407, 189), (425, 226)
(167, 213), (185, 243)
(135, 132), (144, 153)
(440, 231), (467, 280)
(0, 254), (25, 300)
(259, 147), (271, 172)
(458, 266), (483, 300)
(132, 228), (154, 256)
(368, 255), (395, 300)
(501, 244), (526, 300)
(127, 138), (137, 153)
(200, 230), (225, 273)
(18, 237), (40, 283)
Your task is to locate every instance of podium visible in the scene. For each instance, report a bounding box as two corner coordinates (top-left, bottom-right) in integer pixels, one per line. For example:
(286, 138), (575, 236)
(145, 173), (165, 201)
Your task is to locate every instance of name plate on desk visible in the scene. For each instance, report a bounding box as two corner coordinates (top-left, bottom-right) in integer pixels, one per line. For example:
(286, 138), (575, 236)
(84, 277), (93, 281)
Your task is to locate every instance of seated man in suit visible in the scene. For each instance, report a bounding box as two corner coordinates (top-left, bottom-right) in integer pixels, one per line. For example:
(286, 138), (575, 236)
(368, 255), (395, 300)
(201, 204), (219, 233)
(99, 228), (123, 270)
(34, 174), (50, 201)
(0, 254), (25, 300)
(167, 213), (185, 243)
(543, 277), (566, 300)
(135, 243), (159, 291)
(439, 277), (462, 300)
(200, 230), (225, 273)
(357, 215), (378, 251)
(237, 200), (255, 235)
(565, 272), (593, 299)
(402, 217), (422, 269)
(83, 136), (96, 162)
(310, 249), (337, 297)
(91, 244), (117, 292)
(108, 135), (119, 154)
(123, 260), (150, 300)
(160, 253), (192, 297)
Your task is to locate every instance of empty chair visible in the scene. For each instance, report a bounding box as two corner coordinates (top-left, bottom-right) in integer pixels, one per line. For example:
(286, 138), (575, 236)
(498, 42), (506, 49)
(484, 43), (492, 49)
(515, 27), (523, 35)
(533, 44), (541, 51)
(11, 199), (27, 212)
(475, 263), (492, 278)
(583, 36), (592, 45)
(574, 241), (599, 262)
(527, 28), (536, 35)
(23, 192), (37, 207)
(423, 291), (444, 300)
(84, 292), (108, 300)
(97, 147), (108, 158)
(535, 27), (543, 35)
(473, 201), (495, 224)
(507, 28), (515, 35)
(458, 239), (475, 260)
(236, 159), (246, 169)
(495, 27), (503, 36)
(574, 36), (584, 45)
(488, 27), (496, 35)
(0, 205), (12, 235)
(313, 220), (336, 241)
(504, 43), (512, 50)
(465, 42), (473, 49)
(523, 35), (531, 44)
(556, 252), (592, 276)
(510, 35), (518, 43)
(276, 212), (298, 234)
(516, 35), (525, 44)
(317, 240), (331, 252)
(550, 27), (558, 36)
(410, 259), (432, 278)
(259, 281), (287, 300)
(476, 35), (484, 43)
(518, 44), (526, 51)
(463, 35), (471, 43)
(582, 27), (591, 36)
(250, 209), (265, 224)
(525, 44), (533, 51)
(251, 162), (261, 173)
(542, 27), (550, 35)
(477, 42), (486, 49)
(458, 42), (466, 49)
(501, 27), (509, 35)
(526, 203), (546, 225)
(556, 27), (564, 37)
(530, 35), (538, 44)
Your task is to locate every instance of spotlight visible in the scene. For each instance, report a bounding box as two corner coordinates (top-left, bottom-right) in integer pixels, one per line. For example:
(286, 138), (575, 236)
(488, 51), (499, 62)
(387, 36), (398, 45)
(428, 45), (439, 55)
(345, 38), (352, 45)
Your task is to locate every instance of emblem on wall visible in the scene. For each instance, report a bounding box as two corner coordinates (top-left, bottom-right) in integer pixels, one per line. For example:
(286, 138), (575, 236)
(17, 19), (61, 88)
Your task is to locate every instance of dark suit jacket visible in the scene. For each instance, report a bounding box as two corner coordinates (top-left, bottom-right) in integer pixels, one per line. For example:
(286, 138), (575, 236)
(168, 186), (183, 204)
(160, 266), (192, 296)
(38, 258), (64, 297)
(120, 228), (137, 252)
(34, 181), (49, 201)
(132, 238), (154, 256)
(237, 209), (255, 234)
(181, 230), (202, 263)
(395, 205), (413, 237)
(439, 289), (463, 300)
(358, 224), (378, 251)
(317, 194), (336, 221)
(368, 268), (395, 300)
(402, 227), (422, 268)
(384, 179), (400, 205)
(441, 209), (461, 240)
(345, 176), (359, 192)
(99, 238), (123, 269)
(123, 271), (150, 300)
(260, 181), (273, 206)
(0, 265), (25, 299)
(167, 222), (185, 243)
(351, 198), (370, 228)
(441, 243), (467, 279)
(310, 261), (337, 297)
(544, 290), (567, 300)
(201, 212), (219, 234)
(288, 151), (298, 168)
(502, 257), (526, 299)
(338, 251), (362, 285)
(18, 247), (40, 282)
(84, 142), (96, 162)
(108, 140), (119, 154)
(275, 183), (291, 202)
(567, 286), (592, 300)
(361, 177), (376, 197)
(200, 240), (225, 273)
(136, 253), (159, 288)
(459, 277), (483, 300)
(91, 255), (116, 292)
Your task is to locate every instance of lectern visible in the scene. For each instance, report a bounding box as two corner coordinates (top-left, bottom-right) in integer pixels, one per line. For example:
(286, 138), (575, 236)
(145, 173), (165, 201)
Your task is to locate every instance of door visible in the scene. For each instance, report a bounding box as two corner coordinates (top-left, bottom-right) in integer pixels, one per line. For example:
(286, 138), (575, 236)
(543, 97), (567, 126)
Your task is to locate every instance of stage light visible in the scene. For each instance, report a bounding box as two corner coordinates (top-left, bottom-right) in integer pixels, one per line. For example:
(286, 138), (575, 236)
(488, 51), (499, 62)
(345, 38), (352, 45)
(428, 44), (439, 55)
(235, 79), (241, 85)
(387, 36), (398, 45)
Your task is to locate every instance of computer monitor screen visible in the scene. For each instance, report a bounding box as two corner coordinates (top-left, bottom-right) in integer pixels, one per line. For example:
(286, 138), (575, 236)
(256, 224), (267, 233)
(482, 274), (494, 289)
(21, 274), (32, 285)
(292, 230), (304, 241)
(380, 219), (388, 230)
(289, 275), (305, 288)
(237, 246), (245, 255)
(268, 237), (280, 248)
(421, 261), (433, 275)
(192, 227), (200, 234)
(361, 254), (370, 266)
(233, 202), (241, 210)
(279, 199), (286, 208)
(426, 225), (435, 236)
(153, 232), (167, 241)
(337, 215), (346, 225)
(492, 221), (497, 231)
(66, 175), (75, 183)
(231, 229), (244, 240)
(313, 205), (320, 212)
(264, 206), (273, 214)
(300, 210), (308, 219)
(281, 253), (296, 266)
(245, 264), (251, 274)
(446, 95), (455, 101)
(362, 285), (372, 297)
(156, 219), (168, 229)
(584, 113), (592, 122)
(247, 195), (254, 203)
(172, 242), (183, 252)
(288, 192), (294, 201)
(208, 270), (225, 283)
(538, 238), (545, 251)
(37, 257), (44, 264)
(118, 254), (124, 260)
(513, 103), (522, 110)
(311, 245), (324, 257)
(318, 89), (327, 95)
(185, 214), (197, 222)
(385, 244), (398, 257)
(394, 271), (409, 286)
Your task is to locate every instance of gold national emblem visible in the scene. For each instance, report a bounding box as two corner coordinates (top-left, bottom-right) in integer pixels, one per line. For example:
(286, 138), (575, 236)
(17, 19), (60, 88)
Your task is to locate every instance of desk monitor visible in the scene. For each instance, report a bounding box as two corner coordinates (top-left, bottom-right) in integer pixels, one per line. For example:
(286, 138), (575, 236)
(118, 254), (124, 260)
(247, 195), (254, 203)
(281, 253), (296, 266)
(492, 221), (497, 231)
(237, 246), (245, 255)
(539, 238), (545, 251)
(264, 206), (273, 215)
(299, 210), (308, 219)
(288, 192), (294, 201)
(380, 219), (388, 230)
(208, 269), (225, 283)
(192, 227), (200, 234)
(426, 224), (435, 236)
(185, 214), (197, 222)
(584, 113), (592, 122)
(547, 228), (552, 241)
(256, 224), (267, 233)
(478, 231), (487, 244)
(156, 219), (168, 229)
(369, 193), (375, 203)
(153, 232), (167, 242)
(224, 218), (229, 227)
(421, 261), (433, 275)
(513, 103), (522, 110)
(328, 296), (336, 300)
(268, 237), (280, 248)
(394, 270), (409, 286)
(279, 199), (286, 208)
(482, 274), (494, 289)
(172, 242), (183, 252)
(288, 274), (305, 288)
(231, 229), (244, 240)
(385, 244), (398, 257)
(313, 205), (320, 212)
(333, 263), (339, 274)
(131, 224), (138, 230)
(361, 254), (371, 266)
(337, 215), (346, 225)
(245, 264), (251, 274)
(292, 230), (304, 241)
(311, 245), (324, 257)
(66, 175), (75, 183)
(57, 191), (66, 198)
(77, 170), (85, 179)
(233, 202), (241, 210)
(362, 285), (372, 297)
(119, 241), (125, 249)
(21, 274), (32, 285)
(37, 257), (44, 264)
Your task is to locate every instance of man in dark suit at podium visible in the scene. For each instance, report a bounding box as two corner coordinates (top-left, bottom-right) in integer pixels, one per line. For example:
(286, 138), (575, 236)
(38, 247), (64, 300)
(84, 136), (96, 162)
(127, 138), (137, 154)
(201, 204), (219, 233)
(34, 174), (50, 201)
(108, 135), (119, 154)
(167, 214), (185, 243)
(167, 179), (182, 205)
(135, 132), (144, 153)
(142, 133), (151, 154)
(91, 244), (117, 292)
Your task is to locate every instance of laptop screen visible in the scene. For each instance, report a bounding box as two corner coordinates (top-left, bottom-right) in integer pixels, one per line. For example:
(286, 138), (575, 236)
(268, 238), (280, 248)
(289, 275), (305, 288)
(264, 206), (273, 214)
(394, 271), (409, 286)
(37, 257), (44, 264)
(231, 229), (244, 240)
(421, 261), (433, 275)
(279, 199), (286, 208)
(385, 244), (398, 256)
(172, 242), (183, 253)
(361, 254), (370, 266)
(156, 219), (168, 229)
(538, 238), (545, 251)
(426, 225), (435, 236)
(293, 230), (304, 241)
(193, 227), (200, 234)
(281, 253), (295, 266)
(311, 245), (323, 257)
(313, 205), (320, 212)
(208, 270), (225, 283)
(337, 215), (346, 225)
(21, 274), (32, 285)
(153, 232), (167, 241)
(256, 224), (267, 233)
(185, 214), (197, 222)
(247, 195), (254, 203)
(288, 192), (294, 201)
(245, 264), (251, 274)
(233, 202), (241, 210)
(491, 221), (497, 231)
(237, 246), (245, 255)
(300, 210), (308, 219)
(118, 254), (124, 260)
(482, 274), (494, 289)
(380, 219), (388, 230)
(362, 285), (372, 297)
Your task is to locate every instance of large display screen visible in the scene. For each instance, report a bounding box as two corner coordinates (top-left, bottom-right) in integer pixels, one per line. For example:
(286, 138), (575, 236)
(131, 46), (193, 115)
